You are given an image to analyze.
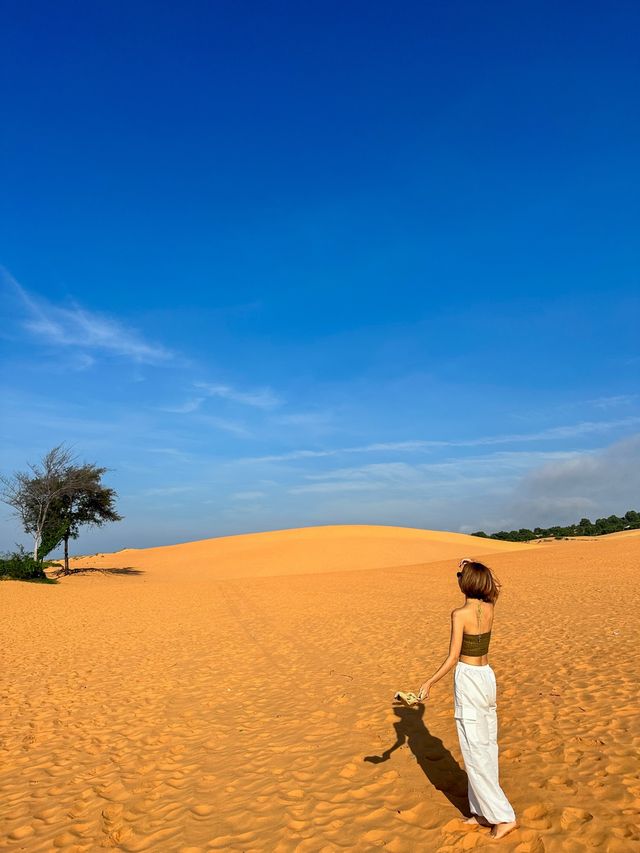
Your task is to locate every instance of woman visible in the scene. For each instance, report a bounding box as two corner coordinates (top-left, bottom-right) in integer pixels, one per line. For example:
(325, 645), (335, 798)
(417, 557), (518, 841)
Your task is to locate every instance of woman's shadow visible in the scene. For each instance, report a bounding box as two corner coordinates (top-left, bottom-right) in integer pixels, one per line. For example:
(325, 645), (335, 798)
(364, 703), (470, 816)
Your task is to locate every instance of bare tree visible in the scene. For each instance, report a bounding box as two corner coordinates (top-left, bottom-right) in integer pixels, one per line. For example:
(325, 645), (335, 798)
(0, 444), (90, 561)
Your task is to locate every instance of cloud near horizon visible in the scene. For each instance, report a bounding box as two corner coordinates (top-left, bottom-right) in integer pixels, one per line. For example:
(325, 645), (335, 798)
(280, 435), (640, 536)
(503, 432), (640, 528)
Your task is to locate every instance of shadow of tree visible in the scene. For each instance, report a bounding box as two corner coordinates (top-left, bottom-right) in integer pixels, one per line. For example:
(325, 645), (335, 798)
(364, 703), (470, 817)
(49, 566), (144, 577)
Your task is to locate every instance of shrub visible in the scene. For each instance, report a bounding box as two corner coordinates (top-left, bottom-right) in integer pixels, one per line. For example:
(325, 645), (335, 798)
(0, 545), (49, 581)
(471, 508), (640, 541)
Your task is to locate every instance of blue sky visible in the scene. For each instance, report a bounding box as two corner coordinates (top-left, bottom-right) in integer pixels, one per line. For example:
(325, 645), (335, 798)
(1, 1), (639, 554)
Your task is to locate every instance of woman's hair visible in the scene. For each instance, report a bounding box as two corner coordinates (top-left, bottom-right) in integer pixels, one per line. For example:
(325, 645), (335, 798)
(458, 560), (502, 604)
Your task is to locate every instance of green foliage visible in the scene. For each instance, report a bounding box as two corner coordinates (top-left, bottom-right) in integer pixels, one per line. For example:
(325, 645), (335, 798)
(62, 471), (123, 541)
(471, 509), (640, 541)
(1, 446), (123, 566)
(0, 444), (81, 562)
(46, 464), (124, 573)
(38, 514), (70, 559)
(0, 545), (49, 581)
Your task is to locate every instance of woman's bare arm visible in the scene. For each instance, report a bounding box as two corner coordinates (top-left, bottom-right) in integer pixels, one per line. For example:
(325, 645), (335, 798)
(418, 609), (464, 699)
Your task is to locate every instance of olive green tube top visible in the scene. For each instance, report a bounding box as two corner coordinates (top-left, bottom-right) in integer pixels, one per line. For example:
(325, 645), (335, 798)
(460, 630), (491, 657)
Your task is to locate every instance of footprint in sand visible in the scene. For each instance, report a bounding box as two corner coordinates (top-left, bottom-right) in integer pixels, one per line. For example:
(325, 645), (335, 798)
(612, 825), (640, 843)
(101, 802), (132, 844)
(33, 806), (61, 825)
(190, 804), (215, 818)
(8, 825), (35, 841)
(284, 788), (305, 800)
(119, 826), (181, 851)
(339, 762), (358, 779)
(560, 840), (588, 853)
(602, 841), (639, 853)
(560, 806), (593, 831)
(362, 828), (387, 844)
(207, 835), (237, 849)
(353, 806), (389, 826)
(439, 817), (502, 849)
(452, 832), (487, 849)
(502, 747), (522, 759)
(98, 780), (131, 802)
(545, 774), (576, 792)
(521, 803), (552, 829)
(53, 831), (81, 847)
(512, 830), (545, 853)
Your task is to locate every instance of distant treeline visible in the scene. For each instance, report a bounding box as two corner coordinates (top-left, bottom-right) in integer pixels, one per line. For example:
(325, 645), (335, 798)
(471, 510), (640, 542)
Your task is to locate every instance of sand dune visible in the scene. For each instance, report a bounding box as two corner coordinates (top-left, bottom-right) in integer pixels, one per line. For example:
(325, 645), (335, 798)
(1, 525), (638, 851)
(65, 524), (534, 580)
(593, 527), (640, 539)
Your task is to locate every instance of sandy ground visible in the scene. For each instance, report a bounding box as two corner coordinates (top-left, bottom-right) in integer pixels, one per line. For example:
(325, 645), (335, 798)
(1, 525), (639, 852)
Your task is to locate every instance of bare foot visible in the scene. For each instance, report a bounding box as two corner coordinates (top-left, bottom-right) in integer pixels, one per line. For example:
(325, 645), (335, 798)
(489, 820), (518, 839)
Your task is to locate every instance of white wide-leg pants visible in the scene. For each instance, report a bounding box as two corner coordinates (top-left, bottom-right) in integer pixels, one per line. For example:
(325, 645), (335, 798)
(453, 661), (516, 824)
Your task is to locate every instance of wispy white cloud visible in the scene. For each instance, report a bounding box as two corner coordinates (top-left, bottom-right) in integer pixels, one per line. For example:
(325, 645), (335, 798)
(497, 417), (640, 442)
(288, 450), (583, 495)
(290, 480), (380, 494)
(231, 490), (267, 501)
(160, 397), (206, 414)
(241, 448), (341, 463)
(140, 485), (198, 496)
(270, 410), (334, 428)
(194, 380), (283, 409)
(235, 417), (640, 464)
(72, 353), (96, 371)
(291, 461), (420, 493)
(4, 269), (286, 444)
(4, 269), (174, 365)
(588, 395), (636, 409)
(353, 441), (440, 452)
(510, 394), (637, 421)
(236, 440), (442, 464)
(197, 415), (253, 437)
(162, 380), (284, 420)
(145, 447), (195, 462)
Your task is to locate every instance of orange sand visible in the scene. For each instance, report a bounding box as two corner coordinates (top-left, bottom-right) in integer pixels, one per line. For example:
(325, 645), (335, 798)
(65, 524), (537, 581)
(1, 525), (638, 852)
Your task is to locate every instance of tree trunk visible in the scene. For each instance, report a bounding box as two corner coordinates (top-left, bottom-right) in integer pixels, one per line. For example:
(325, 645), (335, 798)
(64, 531), (70, 575)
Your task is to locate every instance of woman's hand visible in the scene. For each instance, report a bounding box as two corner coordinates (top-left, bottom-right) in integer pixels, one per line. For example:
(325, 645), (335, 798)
(417, 681), (431, 701)
(458, 557), (473, 569)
